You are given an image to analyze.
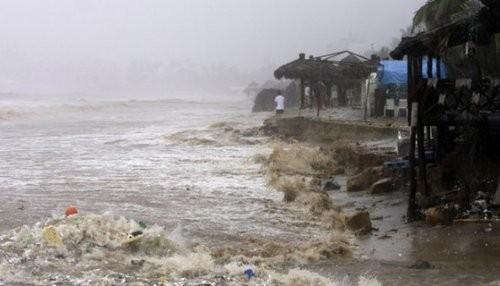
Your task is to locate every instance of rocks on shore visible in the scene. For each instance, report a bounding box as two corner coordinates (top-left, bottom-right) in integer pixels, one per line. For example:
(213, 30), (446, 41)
(345, 211), (372, 235)
(369, 177), (393, 194)
(424, 206), (455, 226)
(323, 180), (341, 191)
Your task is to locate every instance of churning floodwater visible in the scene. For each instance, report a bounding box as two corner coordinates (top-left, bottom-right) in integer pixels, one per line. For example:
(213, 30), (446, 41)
(0, 96), (281, 238)
(0, 95), (380, 285)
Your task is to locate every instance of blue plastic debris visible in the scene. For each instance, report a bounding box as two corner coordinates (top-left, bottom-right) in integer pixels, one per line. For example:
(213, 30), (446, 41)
(244, 268), (254, 279)
(383, 160), (410, 172)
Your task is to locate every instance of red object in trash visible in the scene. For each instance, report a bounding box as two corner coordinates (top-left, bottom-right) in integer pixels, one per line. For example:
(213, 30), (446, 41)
(65, 206), (78, 217)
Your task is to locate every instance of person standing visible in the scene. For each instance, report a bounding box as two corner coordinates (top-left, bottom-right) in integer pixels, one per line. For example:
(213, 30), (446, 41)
(304, 83), (311, 109)
(316, 81), (327, 116)
(274, 91), (285, 115)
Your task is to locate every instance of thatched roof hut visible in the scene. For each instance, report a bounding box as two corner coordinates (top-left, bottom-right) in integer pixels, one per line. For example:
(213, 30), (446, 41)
(274, 51), (378, 107)
(274, 51), (377, 84)
(274, 53), (339, 82)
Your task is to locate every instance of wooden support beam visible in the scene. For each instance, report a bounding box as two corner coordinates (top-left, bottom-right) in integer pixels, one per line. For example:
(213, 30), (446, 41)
(300, 78), (305, 109)
(408, 125), (418, 220)
(407, 56), (418, 220)
(417, 114), (428, 196)
(417, 56), (429, 197)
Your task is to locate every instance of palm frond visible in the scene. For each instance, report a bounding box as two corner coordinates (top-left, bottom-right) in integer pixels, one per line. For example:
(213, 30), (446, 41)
(413, 0), (470, 31)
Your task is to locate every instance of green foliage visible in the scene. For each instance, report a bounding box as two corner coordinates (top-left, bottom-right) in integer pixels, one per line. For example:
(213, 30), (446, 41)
(413, 0), (470, 31)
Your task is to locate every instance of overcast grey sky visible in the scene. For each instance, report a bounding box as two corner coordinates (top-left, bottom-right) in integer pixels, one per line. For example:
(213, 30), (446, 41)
(0, 0), (427, 94)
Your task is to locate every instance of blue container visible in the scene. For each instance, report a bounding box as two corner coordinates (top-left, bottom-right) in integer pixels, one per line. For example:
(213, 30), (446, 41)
(244, 269), (255, 279)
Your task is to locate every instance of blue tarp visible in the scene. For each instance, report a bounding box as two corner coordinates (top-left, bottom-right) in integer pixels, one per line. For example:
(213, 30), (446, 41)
(377, 60), (447, 85)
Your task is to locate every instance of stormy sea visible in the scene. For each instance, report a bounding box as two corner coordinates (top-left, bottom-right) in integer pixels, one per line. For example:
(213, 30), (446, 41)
(0, 94), (382, 286)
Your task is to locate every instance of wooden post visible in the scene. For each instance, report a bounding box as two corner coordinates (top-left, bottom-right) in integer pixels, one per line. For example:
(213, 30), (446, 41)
(407, 55), (418, 220)
(418, 56), (429, 197)
(417, 108), (428, 196)
(317, 90), (321, 117)
(300, 78), (305, 109)
(326, 83), (332, 109)
(435, 56), (443, 163)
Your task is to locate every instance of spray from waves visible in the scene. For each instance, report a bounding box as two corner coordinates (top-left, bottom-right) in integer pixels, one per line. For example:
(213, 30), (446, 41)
(210, 233), (352, 265)
(163, 130), (220, 146)
(0, 108), (30, 121)
(0, 98), (202, 122)
(0, 212), (380, 286)
(164, 121), (266, 146)
(255, 141), (347, 231)
(0, 100), (132, 122)
(262, 141), (335, 177)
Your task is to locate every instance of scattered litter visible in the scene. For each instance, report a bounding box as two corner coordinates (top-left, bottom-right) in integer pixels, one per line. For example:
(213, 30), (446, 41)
(42, 225), (63, 246)
(65, 206), (78, 217)
(122, 230), (144, 245)
(383, 159), (409, 174)
(244, 269), (254, 279)
(138, 221), (147, 229)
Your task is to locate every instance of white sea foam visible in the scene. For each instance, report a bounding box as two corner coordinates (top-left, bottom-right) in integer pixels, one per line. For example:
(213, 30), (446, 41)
(0, 212), (379, 285)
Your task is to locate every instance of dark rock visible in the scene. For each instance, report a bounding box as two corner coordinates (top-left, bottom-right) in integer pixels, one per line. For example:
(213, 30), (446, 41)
(369, 177), (393, 194)
(424, 206), (454, 226)
(324, 180), (341, 191)
(345, 211), (372, 235)
(333, 167), (345, 175)
(131, 259), (145, 266)
(408, 260), (433, 269)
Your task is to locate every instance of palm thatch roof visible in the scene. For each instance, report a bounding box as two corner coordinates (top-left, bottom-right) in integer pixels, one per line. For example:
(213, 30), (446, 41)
(274, 51), (378, 83)
(273, 53), (339, 82)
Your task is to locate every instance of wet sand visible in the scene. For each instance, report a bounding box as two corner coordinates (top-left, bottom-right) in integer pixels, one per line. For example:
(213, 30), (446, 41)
(264, 107), (500, 285)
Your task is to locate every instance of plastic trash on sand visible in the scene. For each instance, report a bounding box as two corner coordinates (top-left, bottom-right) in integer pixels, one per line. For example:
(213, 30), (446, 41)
(65, 205), (78, 217)
(121, 230), (144, 245)
(244, 268), (255, 279)
(42, 225), (63, 246)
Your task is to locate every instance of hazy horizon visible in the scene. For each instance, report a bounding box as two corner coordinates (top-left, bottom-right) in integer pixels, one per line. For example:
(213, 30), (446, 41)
(0, 0), (427, 97)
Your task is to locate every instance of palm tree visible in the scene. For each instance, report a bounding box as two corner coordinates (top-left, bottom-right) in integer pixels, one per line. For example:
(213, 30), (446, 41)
(411, 0), (500, 76)
(412, 0), (479, 31)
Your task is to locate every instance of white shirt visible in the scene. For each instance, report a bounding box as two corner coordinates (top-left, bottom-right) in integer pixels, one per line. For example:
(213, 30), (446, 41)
(274, 95), (285, 110)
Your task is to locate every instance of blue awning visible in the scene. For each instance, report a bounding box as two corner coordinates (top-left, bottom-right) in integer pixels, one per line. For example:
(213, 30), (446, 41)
(377, 60), (446, 85)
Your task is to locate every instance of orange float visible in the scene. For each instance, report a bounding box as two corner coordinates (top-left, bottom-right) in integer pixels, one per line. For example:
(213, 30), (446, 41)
(65, 206), (78, 217)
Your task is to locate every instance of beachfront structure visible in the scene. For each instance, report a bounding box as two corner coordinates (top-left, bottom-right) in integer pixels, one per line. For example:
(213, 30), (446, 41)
(364, 59), (447, 117)
(274, 51), (378, 114)
(391, 0), (500, 219)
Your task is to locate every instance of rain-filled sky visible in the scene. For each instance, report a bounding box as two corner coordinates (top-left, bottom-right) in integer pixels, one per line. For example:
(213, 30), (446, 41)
(0, 0), (427, 96)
